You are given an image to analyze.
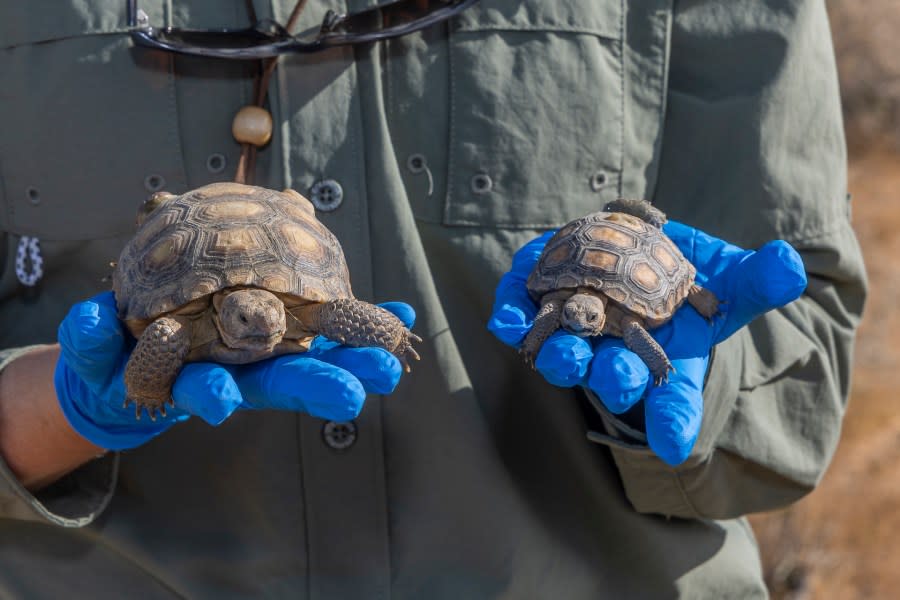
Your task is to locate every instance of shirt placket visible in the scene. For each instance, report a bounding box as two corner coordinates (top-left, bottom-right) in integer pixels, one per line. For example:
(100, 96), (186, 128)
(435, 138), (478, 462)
(270, 1), (388, 598)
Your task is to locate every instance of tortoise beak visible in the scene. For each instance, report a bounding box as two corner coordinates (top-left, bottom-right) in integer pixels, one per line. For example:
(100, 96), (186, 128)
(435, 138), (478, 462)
(247, 329), (286, 351)
(566, 324), (594, 337)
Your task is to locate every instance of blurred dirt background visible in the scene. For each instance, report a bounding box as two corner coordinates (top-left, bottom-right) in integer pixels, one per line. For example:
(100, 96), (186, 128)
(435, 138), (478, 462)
(747, 2), (900, 598)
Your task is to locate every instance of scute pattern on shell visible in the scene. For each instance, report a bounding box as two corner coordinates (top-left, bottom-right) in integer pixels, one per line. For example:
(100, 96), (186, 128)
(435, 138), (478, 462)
(114, 182), (353, 320)
(527, 211), (696, 321)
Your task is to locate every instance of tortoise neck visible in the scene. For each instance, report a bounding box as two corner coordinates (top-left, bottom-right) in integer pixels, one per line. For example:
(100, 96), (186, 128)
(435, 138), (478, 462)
(286, 302), (326, 337)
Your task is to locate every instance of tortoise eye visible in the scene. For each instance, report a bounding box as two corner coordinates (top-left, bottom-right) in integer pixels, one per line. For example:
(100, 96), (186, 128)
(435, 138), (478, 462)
(588, 313), (597, 322)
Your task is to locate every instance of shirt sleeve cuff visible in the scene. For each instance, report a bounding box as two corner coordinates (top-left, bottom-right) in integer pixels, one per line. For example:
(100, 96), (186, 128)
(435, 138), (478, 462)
(0, 345), (118, 527)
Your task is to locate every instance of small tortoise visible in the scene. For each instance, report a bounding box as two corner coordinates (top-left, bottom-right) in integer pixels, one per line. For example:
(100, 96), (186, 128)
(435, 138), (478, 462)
(112, 182), (421, 419)
(522, 199), (719, 383)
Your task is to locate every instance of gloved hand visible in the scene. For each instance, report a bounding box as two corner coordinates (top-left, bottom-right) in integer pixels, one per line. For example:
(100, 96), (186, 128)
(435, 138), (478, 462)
(56, 291), (414, 450)
(488, 221), (807, 466)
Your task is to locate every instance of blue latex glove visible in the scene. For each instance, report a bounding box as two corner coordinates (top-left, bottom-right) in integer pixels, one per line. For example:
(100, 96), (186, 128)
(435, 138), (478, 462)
(56, 291), (414, 450)
(488, 222), (807, 466)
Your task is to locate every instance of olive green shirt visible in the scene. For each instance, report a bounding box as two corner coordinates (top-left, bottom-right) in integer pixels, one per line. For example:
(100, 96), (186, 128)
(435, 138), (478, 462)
(0, 1), (866, 598)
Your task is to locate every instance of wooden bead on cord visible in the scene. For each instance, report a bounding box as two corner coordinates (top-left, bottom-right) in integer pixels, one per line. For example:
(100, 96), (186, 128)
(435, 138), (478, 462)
(232, 106), (273, 147)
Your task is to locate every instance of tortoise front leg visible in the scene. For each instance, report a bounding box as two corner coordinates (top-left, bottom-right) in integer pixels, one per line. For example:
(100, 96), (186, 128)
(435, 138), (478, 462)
(292, 299), (422, 371)
(519, 291), (569, 369)
(124, 316), (192, 420)
(620, 316), (673, 385)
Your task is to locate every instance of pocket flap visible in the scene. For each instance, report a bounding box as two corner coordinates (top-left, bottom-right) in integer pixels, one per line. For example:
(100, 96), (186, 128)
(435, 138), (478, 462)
(445, 1), (624, 229)
(0, 3), (167, 49)
(455, 0), (622, 39)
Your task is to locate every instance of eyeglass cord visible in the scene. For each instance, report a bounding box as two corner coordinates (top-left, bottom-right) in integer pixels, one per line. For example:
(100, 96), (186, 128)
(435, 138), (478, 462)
(235, 0), (310, 184)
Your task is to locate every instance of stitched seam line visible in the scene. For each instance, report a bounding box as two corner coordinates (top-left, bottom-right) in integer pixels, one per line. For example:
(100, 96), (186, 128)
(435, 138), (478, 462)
(443, 24), (457, 224)
(164, 51), (188, 191)
(617, 0), (625, 198)
(672, 467), (703, 519)
(781, 216), (853, 245)
(454, 27), (619, 39)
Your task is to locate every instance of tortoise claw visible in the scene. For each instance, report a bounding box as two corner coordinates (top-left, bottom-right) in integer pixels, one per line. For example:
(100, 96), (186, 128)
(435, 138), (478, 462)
(405, 345), (421, 363)
(394, 331), (422, 373)
(125, 396), (170, 421)
(397, 346), (420, 373)
(652, 365), (675, 386)
(519, 348), (537, 371)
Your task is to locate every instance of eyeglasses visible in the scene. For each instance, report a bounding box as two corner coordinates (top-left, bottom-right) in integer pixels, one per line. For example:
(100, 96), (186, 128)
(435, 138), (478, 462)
(127, 0), (478, 59)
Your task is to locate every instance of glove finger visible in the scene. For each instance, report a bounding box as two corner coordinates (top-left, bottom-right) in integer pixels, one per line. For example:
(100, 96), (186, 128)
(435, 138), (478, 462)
(510, 230), (557, 276)
(663, 221), (752, 289)
(57, 291), (126, 391)
(376, 301), (416, 329)
(716, 240), (807, 341)
(173, 363), (244, 425)
(309, 344), (402, 395)
(487, 305), (534, 348)
(488, 231), (565, 347)
(231, 355), (367, 422)
(643, 355), (708, 466)
(534, 330), (593, 387)
(585, 338), (650, 414)
(488, 272), (538, 347)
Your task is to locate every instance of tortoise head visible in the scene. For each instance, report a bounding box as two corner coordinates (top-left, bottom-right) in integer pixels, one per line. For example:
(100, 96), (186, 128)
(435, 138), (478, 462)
(561, 293), (606, 337)
(213, 288), (287, 353)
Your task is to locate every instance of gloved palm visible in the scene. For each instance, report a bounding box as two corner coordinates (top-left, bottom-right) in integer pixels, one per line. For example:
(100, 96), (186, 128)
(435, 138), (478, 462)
(488, 221), (806, 466)
(56, 291), (413, 450)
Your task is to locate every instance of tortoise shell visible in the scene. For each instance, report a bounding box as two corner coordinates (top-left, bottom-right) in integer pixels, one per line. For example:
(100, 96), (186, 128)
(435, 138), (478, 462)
(113, 182), (352, 321)
(527, 210), (696, 322)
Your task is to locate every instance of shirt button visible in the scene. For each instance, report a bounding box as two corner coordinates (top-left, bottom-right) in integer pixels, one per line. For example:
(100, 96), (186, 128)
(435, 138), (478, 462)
(470, 173), (493, 194)
(309, 179), (344, 212)
(206, 153), (227, 174)
(590, 171), (609, 192)
(322, 420), (357, 450)
(26, 187), (41, 205)
(144, 174), (166, 193)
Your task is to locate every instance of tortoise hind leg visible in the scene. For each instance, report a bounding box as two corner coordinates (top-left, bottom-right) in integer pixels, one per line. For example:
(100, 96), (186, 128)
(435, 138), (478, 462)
(603, 198), (667, 229)
(686, 284), (720, 320)
(124, 316), (191, 420)
(621, 316), (673, 385)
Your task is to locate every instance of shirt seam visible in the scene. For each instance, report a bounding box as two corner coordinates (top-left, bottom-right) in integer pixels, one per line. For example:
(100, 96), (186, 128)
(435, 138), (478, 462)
(453, 27), (620, 40)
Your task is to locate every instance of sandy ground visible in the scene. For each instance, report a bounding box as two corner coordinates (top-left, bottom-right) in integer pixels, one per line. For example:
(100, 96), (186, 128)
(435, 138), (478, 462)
(748, 149), (900, 599)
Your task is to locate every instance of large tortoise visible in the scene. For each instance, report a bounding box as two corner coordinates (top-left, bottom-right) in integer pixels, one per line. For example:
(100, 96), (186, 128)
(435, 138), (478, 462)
(522, 199), (719, 383)
(113, 182), (421, 419)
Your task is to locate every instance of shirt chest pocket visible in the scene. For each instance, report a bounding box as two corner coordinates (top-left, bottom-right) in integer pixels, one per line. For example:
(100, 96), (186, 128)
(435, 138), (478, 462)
(0, 2), (184, 242)
(444, 0), (624, 229)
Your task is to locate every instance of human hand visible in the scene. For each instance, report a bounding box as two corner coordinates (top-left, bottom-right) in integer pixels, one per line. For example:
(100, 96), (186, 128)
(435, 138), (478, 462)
(487, 222), (806, 465)
(56, 292), (413, 450)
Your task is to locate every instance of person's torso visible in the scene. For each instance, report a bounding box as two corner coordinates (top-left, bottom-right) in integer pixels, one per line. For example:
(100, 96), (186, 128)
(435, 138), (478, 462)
(0, 2), (766, 598)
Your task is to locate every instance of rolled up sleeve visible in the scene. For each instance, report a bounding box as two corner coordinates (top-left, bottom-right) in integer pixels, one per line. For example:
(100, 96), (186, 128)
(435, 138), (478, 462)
(0, 346), (118, 527)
